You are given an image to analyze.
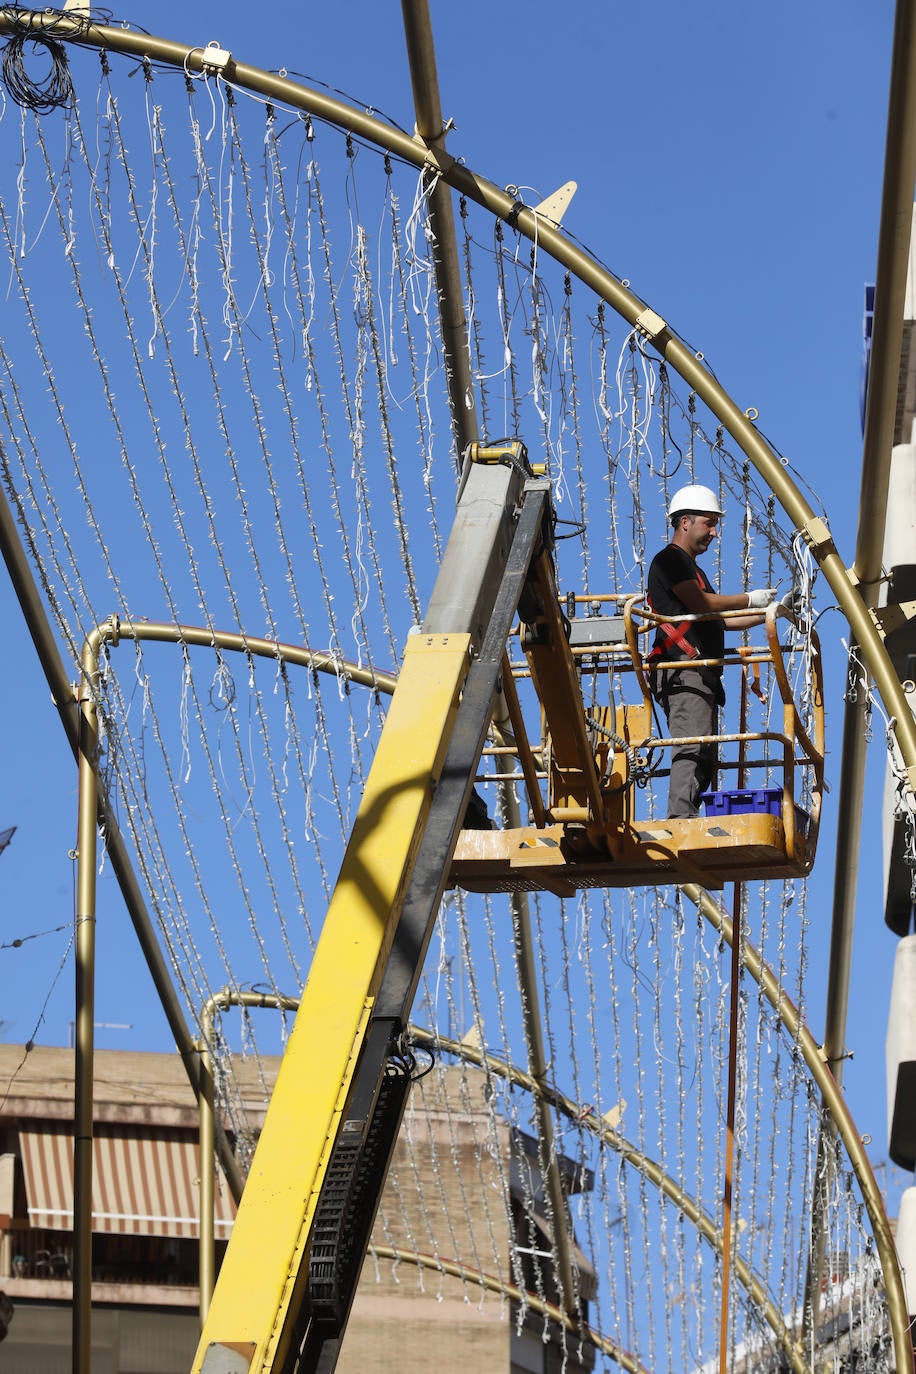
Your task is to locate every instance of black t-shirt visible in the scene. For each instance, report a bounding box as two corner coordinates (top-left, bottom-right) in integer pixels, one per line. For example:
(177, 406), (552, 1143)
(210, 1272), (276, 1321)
(647, 544), (725, 668)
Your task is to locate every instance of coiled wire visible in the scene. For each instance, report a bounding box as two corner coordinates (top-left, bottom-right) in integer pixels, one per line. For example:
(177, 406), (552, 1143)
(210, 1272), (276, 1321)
(1, 29), (73, 113)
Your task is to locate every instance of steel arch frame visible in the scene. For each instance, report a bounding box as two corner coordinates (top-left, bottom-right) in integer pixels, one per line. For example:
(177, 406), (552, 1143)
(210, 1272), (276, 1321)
(0, 10), (909, 1370)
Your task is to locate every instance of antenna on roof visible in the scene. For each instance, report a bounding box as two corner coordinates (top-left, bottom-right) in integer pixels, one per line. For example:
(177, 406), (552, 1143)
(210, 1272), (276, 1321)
(67, 1023), (133, 1050)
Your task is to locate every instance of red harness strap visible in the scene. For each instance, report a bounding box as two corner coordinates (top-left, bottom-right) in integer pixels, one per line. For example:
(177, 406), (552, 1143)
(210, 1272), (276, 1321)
(649, 618), (698, 662)
(647, 553), (708, 666)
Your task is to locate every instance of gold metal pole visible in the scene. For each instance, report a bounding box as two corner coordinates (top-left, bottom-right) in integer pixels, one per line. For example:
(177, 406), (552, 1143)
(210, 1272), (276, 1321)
(198, 1007), (216, 1328)
(400, 0), (479, 458)
(399, 3), (574, 1313)
(854, 0), (916, 590)
(509, 881), (579, 1316)
(73, 627), (103, 1374)
(717, 883), (742, 1374)
(804, 0), (916, 1342)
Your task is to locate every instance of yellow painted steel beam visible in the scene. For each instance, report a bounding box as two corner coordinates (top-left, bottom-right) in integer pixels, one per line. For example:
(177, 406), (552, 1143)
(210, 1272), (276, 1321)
(192, 631), (471, 1374)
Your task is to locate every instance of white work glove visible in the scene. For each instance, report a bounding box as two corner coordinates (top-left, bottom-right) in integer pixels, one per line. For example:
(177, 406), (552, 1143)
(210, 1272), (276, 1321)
(746, 587), (777, 609)
(780, 587), (804, 615)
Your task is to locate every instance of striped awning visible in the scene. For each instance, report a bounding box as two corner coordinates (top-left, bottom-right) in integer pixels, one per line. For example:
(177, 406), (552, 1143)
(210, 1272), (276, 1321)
(19, 1125), (237, 1238)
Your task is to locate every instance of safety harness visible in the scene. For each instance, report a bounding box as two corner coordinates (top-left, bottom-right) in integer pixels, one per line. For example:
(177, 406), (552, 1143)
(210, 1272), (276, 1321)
(647, 615), (699, 664)
(646, 554), (723, 707)
(646, 553), (711, 670)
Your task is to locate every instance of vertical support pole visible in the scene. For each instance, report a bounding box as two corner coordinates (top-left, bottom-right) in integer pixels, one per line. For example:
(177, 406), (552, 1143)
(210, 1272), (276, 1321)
(422, 465), (580, 1315)
(805, 0), (916, 1343)
(0, 475), (243, 1206)
(717, 882), (742, 1374)
(199, 1004), (217, 1327)
(399, 7), (580, 1319)
(73, 636), (100, 1374)
(511, 889), (579, 1317)
(400, 0), (479, 459)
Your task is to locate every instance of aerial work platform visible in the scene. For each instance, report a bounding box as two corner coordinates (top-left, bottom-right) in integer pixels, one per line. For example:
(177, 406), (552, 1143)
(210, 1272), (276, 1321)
(190, 443), (824, 1374)
(451, 587), (824, 894)
(452, 809), (811, 894)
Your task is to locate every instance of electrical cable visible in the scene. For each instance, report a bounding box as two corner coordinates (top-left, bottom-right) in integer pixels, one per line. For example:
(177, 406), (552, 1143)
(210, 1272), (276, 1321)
(1, 29), (73, 113)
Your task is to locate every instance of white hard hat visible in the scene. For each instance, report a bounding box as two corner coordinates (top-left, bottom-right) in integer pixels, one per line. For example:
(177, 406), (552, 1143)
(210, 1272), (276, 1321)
(667, 483), (723, 519)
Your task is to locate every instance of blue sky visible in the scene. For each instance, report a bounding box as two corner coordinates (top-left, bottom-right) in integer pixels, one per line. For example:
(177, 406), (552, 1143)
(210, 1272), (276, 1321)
(0, 0), (909, 1200)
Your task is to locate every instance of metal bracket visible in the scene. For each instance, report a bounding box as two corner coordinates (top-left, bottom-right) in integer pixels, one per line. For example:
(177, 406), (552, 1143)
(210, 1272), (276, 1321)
(415, 139), (455, 177)
(869, 599), (916, 639)
(818, 1044), (854, 1066)
(533, 181), (577, 226)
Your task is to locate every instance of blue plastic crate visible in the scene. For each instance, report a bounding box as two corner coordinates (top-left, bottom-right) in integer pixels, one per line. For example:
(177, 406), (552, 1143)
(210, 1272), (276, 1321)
(700, 787), (783, 818)
(700, 787), (808, 834)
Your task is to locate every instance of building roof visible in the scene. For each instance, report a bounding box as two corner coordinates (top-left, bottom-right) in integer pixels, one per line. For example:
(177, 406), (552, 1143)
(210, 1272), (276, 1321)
(0, 1044), (280, 1129)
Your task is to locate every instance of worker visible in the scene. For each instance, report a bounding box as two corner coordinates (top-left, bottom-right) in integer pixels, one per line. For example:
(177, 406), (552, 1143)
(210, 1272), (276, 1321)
(647, 483), (774, 819)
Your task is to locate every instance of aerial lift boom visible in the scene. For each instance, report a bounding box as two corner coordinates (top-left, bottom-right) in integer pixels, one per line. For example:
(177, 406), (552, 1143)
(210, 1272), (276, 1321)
(191, 438), (824, 1374)
(191, 443), (558, 1374)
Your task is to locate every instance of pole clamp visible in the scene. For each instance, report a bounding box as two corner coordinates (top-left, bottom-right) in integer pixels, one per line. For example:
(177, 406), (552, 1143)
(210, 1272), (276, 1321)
(634, 308), (669, 345)
(799, 516), (834, 556)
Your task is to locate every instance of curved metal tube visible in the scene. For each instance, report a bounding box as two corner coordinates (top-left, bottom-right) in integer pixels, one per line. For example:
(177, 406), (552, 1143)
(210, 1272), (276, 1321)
(74, 616), (396, 1352)
(197, 988), (300, 1325)
(368, 1243), (650, 1374)
(679, 884), (912, 1374)
(89, 616), (397, 695)
(0, 9), (909, 783)
(408, 1025), (809, 1374)
(2, 13), (908, 1364)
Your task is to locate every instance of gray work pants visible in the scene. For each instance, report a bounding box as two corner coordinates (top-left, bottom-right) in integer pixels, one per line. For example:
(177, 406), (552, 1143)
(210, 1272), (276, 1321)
(659, 668), (719, 818)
